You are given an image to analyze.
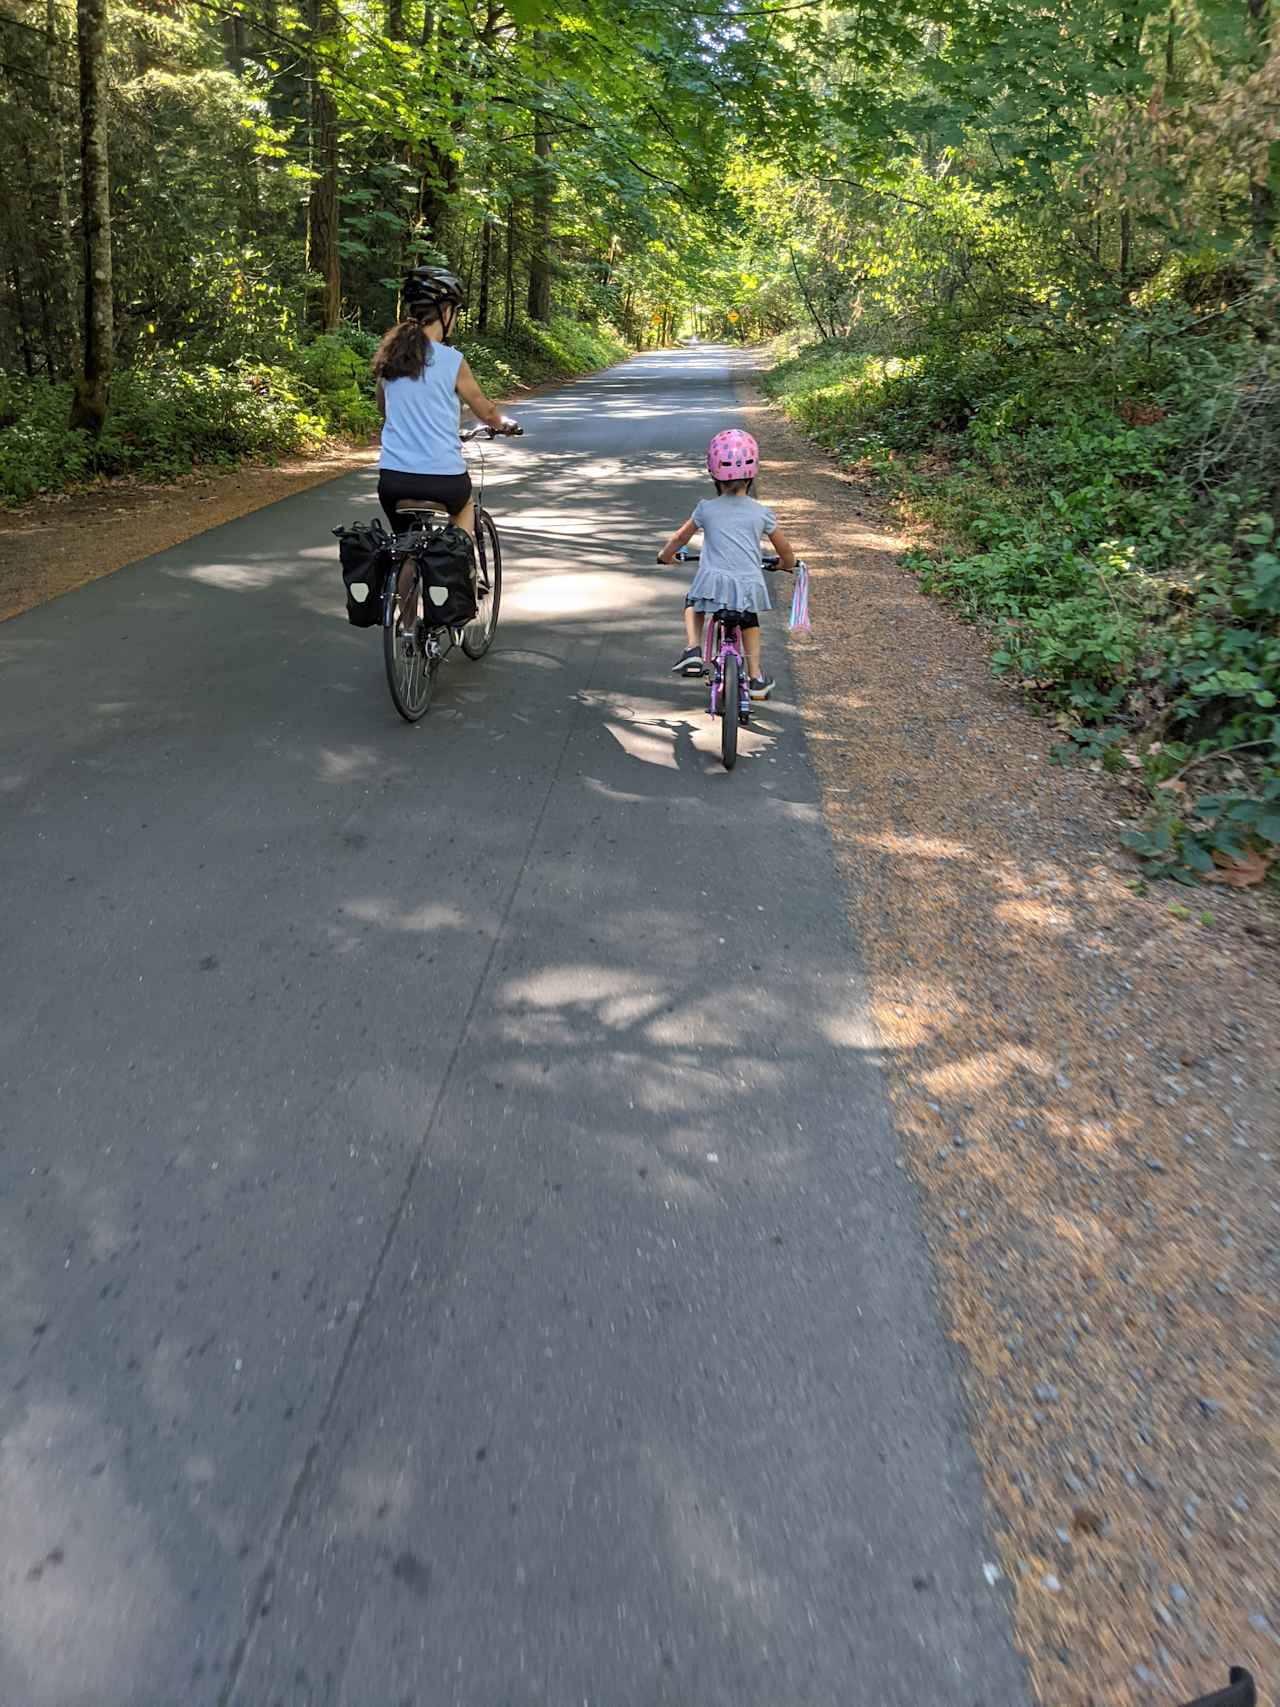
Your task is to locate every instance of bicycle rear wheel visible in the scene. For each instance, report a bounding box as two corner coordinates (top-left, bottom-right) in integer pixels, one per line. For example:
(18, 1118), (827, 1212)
(721, 653), (740, 770)
(461, 508), (502, 659)
(383, 563), (438, 722)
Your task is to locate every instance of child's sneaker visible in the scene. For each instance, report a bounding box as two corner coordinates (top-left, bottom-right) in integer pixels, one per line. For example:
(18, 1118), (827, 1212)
(672, 646), (705, 676)
(748, 674), (774, 700)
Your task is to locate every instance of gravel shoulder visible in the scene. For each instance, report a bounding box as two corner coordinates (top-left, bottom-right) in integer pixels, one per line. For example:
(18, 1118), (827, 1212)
(739, 370), (1280, 1706)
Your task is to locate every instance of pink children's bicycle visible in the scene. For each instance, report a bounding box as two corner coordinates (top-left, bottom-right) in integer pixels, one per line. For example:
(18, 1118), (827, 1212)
(675, 549), (805, 769)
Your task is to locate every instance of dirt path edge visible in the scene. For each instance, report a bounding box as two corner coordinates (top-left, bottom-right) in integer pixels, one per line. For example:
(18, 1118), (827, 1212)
(738, 366), (1280, 1707)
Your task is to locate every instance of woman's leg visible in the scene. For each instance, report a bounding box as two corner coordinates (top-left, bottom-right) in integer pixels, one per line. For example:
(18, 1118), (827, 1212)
(684, 605), (705, 648)
(451, 498), (476, 543)
(743, 627), (763, 676)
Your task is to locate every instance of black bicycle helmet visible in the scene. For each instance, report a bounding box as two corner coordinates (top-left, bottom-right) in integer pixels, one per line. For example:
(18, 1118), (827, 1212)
(402, 265), (467, 320)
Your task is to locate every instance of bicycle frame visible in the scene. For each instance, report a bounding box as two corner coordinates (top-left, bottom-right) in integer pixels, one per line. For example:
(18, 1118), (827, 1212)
(703, 611), (750, 722)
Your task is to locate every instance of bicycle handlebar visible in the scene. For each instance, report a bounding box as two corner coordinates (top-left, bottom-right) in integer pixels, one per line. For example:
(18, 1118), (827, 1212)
(671, 548), (802, 573)
(460, 423), (524, 442)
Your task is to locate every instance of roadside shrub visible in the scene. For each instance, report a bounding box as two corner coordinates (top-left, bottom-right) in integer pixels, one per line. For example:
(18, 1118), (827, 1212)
(464, 315), (627, 395)
(767, 301), (1280, 881)
(0, 316), (628, 507)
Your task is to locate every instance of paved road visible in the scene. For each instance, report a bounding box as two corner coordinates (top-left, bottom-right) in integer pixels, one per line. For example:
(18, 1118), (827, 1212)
(0, 348), (1026, 1707)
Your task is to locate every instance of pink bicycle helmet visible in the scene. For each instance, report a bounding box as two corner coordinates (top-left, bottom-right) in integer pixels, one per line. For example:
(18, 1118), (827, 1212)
(707, 428), (758, 482)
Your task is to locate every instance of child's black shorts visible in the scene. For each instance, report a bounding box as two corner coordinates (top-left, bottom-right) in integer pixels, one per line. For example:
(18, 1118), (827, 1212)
(685, 595), (758, 630)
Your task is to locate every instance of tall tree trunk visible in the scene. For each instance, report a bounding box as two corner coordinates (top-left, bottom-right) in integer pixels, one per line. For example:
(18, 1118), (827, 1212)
(45, 0), (79, 376)
(70, 0), (112, 432)
(526, 113), (552, 322)
(504, 201), (517, 333)
(411, 1), (455, 258)
(789, 247), (828, 339)
(6, 253), (37, 376)
(386, 0), (403, 38)
(1119, 206), (1132, 283)
(222, 10), (245, 71)
(306, 0), (341, 330)
(1248, 0), (1276, 251)
(220, 11), (260, 239)
(477, 213), (493, 332)
(22, 152), (60, 377)
(419, 144), (457, 255)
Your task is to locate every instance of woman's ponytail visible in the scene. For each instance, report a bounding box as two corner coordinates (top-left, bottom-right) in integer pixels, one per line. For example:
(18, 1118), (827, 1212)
(372, 318), (434, 383)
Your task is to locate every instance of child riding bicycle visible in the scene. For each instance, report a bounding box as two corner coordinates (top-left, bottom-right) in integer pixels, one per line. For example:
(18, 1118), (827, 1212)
(656, 429), (796, 701)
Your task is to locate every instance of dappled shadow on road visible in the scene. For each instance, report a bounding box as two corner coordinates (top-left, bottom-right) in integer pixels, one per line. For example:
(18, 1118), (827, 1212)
(0, 345), (1019, 1704)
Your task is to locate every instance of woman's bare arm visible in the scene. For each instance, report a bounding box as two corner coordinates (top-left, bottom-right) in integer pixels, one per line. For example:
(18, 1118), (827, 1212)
(455, 359), (517, 432)
(657, 519), (697, 564)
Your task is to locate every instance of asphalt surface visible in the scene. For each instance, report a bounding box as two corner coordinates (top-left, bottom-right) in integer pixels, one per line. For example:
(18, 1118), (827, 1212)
(0, 347), (1027, 1707)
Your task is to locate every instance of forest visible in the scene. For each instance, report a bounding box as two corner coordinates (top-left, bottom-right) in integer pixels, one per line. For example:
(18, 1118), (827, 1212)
(1, 0), (1277, 876)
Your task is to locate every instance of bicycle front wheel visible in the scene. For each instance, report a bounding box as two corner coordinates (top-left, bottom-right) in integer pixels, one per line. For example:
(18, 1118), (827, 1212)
(721, 653), (740, 770)
(383, 564), (438, 722)
(461, 509), (502, 660)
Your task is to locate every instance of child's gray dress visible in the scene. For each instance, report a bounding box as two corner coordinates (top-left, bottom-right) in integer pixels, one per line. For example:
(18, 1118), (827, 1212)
(686, 494), (776, 613)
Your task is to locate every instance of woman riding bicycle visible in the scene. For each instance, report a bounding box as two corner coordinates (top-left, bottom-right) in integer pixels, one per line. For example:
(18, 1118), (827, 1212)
(373, 264), (520, 541)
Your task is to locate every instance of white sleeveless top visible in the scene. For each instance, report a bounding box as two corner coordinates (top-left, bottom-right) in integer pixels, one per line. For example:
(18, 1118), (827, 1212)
(379, 342), (466, 475)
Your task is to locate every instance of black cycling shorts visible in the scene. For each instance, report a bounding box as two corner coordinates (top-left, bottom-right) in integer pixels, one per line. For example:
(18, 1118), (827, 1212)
(378, 469), (473, 533)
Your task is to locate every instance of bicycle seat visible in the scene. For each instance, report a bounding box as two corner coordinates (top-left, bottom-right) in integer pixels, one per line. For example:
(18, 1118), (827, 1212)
(395, 500), (454, 525)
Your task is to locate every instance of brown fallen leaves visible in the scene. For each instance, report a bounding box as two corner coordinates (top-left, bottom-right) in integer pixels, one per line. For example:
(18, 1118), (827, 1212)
(1201, 846), (1275, 887)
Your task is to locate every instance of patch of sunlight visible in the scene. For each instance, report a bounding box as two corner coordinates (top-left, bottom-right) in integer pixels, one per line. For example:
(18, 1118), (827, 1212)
(1068, 1117), (1123, 1154)
(184, 557), (309, 590)
(1051, 1209), (1118, 1260)
(604, 718), (679, 770)
(318, 745), (381, 783)
(822, 1009), (879, 1049)
(769, 797), (822, 825)
(645, 1008), (737, 1050)
(342, 897), (469, 934)
(502, 965), (659, 1010)
(851, 829), (974, 862)
(498, 507), (608, 541)
(0, 1400), (178, 1704)
(601, 991), (668, 1028)
(507, 572), (664, 618)
(580, 774), (683, 806)
(920, 1046), (1055, 1098)
(995, 898), (1073, 934)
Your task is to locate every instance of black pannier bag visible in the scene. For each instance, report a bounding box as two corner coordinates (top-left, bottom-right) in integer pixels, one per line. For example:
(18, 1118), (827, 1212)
(333, 518), (392, 627)
(402, 521), (478, 628)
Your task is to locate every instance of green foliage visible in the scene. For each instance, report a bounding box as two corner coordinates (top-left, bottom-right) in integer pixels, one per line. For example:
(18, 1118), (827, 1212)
(462, 316), (629, 396)
(0, 362), (329, 503)
(766, 289), (1280, 879)
(0, 316), (627, 505)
